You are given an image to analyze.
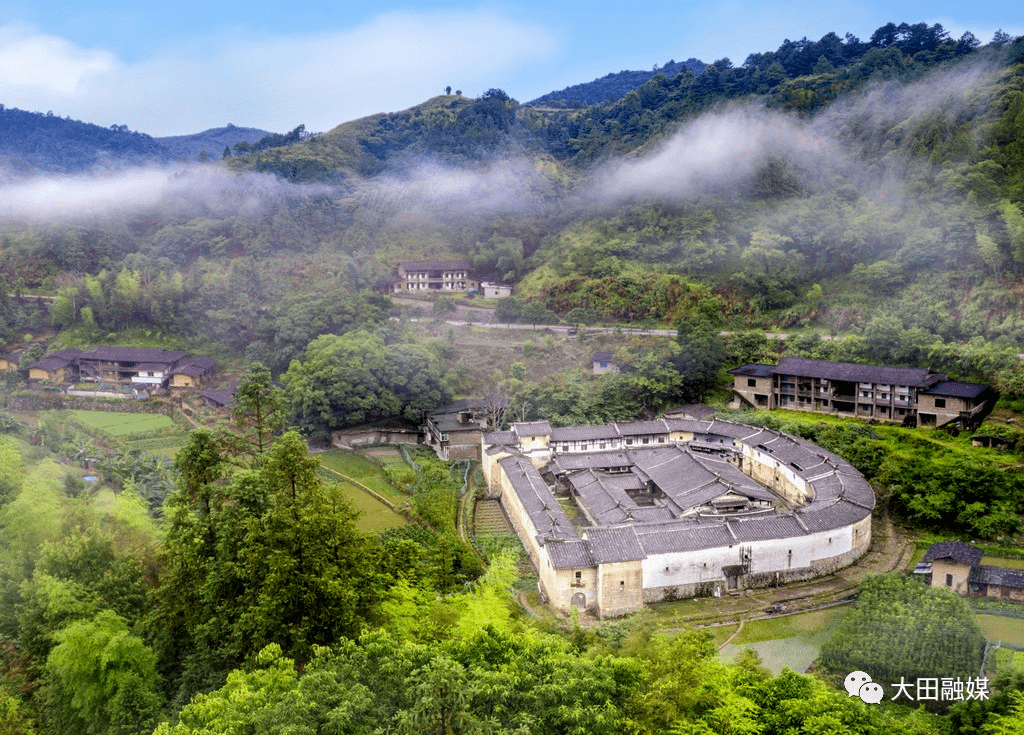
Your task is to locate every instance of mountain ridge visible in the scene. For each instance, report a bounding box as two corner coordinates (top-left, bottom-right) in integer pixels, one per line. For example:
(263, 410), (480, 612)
(528, 58), (708, 107)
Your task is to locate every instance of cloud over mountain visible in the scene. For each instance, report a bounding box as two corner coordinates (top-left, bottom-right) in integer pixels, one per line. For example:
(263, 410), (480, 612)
(0, 12), (558, 137)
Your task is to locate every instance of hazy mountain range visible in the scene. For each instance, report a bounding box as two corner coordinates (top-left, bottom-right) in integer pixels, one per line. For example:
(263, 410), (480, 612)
(0, 57), (718, 174)
(0, 108), (274, 174)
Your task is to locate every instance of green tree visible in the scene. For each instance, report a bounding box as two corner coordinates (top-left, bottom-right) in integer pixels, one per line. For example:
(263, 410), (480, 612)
(238, 431), (383, 659)
(230, 362), (286, 457)
(820, 573), (985, 686)
(43, 610), (161, 735)
(283, 331), (450, 438)
(151, 430), (385, 700)
(432, 296), (457, 316)
(673, 313), (726, 401)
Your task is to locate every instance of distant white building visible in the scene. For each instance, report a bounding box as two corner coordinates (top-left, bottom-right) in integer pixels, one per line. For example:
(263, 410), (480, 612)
(391, 260), (476, 293)
(479, 282), (512, 299)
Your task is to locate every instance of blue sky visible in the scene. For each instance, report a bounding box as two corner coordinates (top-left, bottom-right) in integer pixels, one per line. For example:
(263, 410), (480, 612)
(0, 1), (1020, 136)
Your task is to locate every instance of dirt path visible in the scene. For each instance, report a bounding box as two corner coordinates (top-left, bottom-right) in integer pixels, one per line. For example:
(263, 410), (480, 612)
(718, 619), (745, 650)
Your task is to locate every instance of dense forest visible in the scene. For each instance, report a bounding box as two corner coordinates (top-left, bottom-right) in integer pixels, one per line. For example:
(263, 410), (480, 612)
(1, 19), (1024, 735)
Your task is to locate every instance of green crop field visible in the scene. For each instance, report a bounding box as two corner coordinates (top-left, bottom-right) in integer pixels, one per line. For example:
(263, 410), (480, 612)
(978, 614), (1024, 645)
(319, 449), (408, 504)
(331, 479), (406, 533)
(123, 435), (188, 458)
(67, 410), (177, 437)
(992, 647), (1024, 675)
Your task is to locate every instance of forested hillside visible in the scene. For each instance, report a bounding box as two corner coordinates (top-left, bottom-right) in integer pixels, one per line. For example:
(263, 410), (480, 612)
(0, 107), (170, 172)
(528, 57), (708, 107)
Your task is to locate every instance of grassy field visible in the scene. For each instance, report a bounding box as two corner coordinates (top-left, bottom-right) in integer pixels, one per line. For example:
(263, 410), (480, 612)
(978, 614), (1024, 645)
(981, 556), (1024, 569)
(718, 607), (849, 675)
(330, 478), (406, 533)
(319, 449), (409, 505)
(66, 410), (177, 437)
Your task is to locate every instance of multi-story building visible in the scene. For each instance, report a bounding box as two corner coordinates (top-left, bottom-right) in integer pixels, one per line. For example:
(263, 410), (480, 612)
(729, 357), (995, 428)
(391, 260), (476, 293)
(26, 346), (214, 395)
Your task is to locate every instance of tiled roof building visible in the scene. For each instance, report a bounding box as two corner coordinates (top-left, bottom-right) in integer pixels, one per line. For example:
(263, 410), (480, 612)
(483, 416), (874, 618)
(729, 357), (995, 428)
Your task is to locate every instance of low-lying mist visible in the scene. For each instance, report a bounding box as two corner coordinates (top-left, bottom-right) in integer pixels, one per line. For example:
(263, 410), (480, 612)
(0, 57), (1005, 245)
(0, 165), (331, 226)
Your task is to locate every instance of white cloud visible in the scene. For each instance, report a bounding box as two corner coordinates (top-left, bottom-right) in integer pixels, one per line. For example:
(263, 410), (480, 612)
(0, 11), (558, 136)
(0, 23), (116, 95)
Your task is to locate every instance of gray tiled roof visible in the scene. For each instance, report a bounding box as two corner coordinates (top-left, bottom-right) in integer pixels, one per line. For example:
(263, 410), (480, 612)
(729, 514), (807, 541)
(553, 450), (631, 471)
(30, 356), (74, 372)
(586, 526), (646, 563)
(498, 455), (576, 540)
(550, 424), (620, 442)
(512, 421), (552, 437)
(171, 356), (217, 377)
(970, 564), (1024, 590)
(615, 420), (670, 436)
(728, 363), (776, 378)
(483, 430), (515, 445)
(922, 381), (990, 398)
(546, 540), (596, 569)
(923, 540), (983, 566)
(798, 501), (867, 532)
(638, 523), (734, 554)
(777, 356), (940, 387)
(79, 346), (187, 364)
(398, 259), (471, 271)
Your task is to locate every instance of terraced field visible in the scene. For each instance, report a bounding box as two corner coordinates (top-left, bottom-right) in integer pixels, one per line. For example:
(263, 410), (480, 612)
(67, 410), (177, 437)
(992, 646), (1024, 676)
(331, 478), (407, 533)
(474, 499), (514, 534)
(319, 449), (409, 505)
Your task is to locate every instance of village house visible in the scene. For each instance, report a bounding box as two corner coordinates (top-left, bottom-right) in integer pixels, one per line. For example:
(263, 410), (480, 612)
(915, 540), (1024, 603)
(425, 398), (506, 460)
(26, 346), (214, 396)
(27, 349), (82, 385)
(482, 417), (874, 618)
(169, 357), (218, 396)
(390, 260), (476, 293)
(0, 352), (22, 372)
(592, 351), (620, 376)
(729, 356), (995, 428)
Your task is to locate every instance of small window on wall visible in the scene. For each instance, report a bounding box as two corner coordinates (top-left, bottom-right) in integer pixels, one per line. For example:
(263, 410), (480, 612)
(575, 571), (581, 582)
(747, 378), (757, 387)
(935, 398), (946, 408)
(946, 574), (953, 587)
(619, 580), (625, 591)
